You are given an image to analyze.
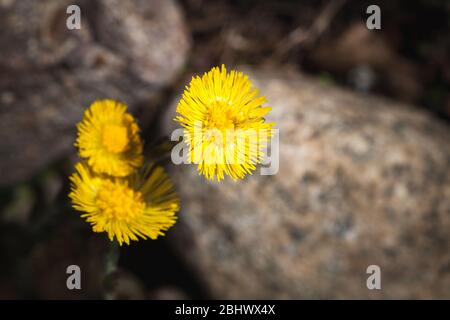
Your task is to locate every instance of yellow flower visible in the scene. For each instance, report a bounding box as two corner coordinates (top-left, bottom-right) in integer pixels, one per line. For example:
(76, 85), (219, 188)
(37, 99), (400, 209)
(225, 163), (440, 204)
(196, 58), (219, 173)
(75, 99), (143, 177)
(175, 65), (274, 181)
(69, 162), (179, 245)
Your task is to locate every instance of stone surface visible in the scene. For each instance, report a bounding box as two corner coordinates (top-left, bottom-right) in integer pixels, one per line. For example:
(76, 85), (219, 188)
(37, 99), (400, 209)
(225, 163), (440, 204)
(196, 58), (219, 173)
(163, 67), (450, 299)
(104, 269), (146, 300)
(0, 0), (190, 186)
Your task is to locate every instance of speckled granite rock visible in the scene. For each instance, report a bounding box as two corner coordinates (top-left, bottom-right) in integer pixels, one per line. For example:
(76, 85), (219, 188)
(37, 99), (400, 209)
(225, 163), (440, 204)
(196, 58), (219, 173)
(0, 0), (190, 186)
(163, 67), (450, 299)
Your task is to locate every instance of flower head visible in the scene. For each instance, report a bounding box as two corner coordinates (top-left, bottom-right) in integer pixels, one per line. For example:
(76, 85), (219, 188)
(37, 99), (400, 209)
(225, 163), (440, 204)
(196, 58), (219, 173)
(75, 99), (143, 177)
(69, 162), (179, 245)
(175, 65), (274, 181)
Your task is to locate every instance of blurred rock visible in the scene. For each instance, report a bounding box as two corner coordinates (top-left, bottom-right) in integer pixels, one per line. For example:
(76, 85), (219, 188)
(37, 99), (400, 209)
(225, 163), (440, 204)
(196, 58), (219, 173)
(104, 269), (146, 300)
(0, 0), (190, 186)
(149, 286), (189, 300)
(163, 67), (450, 299)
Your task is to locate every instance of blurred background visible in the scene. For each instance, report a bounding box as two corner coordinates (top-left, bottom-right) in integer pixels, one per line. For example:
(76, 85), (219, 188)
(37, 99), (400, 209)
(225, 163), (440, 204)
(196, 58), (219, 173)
(1, 0), (450, 299)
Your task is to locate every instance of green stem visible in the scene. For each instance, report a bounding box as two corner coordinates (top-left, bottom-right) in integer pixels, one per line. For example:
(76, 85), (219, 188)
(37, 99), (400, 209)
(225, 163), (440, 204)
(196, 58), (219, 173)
(105, 241), (120, 276)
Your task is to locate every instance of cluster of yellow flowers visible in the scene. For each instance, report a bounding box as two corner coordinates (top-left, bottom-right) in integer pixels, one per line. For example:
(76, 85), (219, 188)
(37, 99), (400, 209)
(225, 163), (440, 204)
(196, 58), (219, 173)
(69, 100), (179, 246)
(69, 65), (274, 245)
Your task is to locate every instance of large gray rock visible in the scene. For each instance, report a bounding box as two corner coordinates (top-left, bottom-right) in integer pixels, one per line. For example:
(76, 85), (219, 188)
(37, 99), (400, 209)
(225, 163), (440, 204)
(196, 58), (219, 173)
(0, 0), (190, 186)
(163, 67), (450, 299)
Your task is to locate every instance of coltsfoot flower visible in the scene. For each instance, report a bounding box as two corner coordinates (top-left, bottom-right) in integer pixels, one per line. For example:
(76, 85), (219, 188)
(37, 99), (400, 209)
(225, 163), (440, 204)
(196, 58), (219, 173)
(175, 65), (275, 181)
(69, 162), (179, 245)
(75, 99), (143, 177)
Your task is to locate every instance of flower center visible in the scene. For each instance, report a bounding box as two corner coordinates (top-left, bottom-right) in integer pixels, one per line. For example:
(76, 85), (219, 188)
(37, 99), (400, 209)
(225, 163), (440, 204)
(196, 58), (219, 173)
(96, 180), (145, 222)
(102, 124), (130, 153)
(205, 100), (236, 131)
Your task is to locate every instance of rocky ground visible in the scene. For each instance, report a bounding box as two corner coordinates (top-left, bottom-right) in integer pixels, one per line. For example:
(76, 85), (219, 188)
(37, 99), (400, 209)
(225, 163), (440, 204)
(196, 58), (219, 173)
(164, 68), (450, 298)
(0, 0), (449, 299)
